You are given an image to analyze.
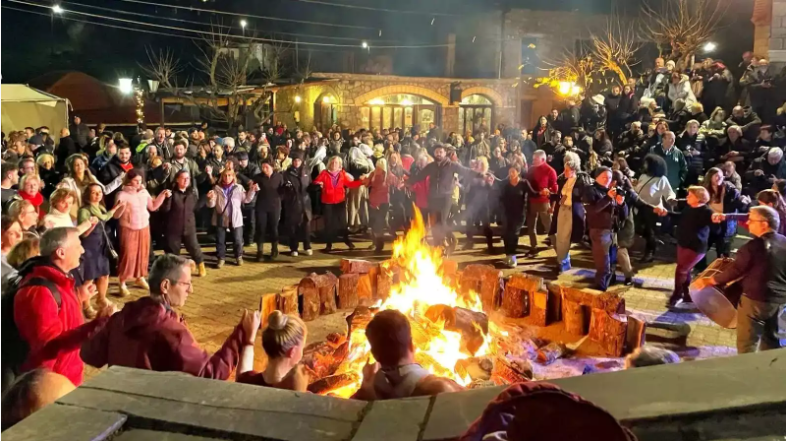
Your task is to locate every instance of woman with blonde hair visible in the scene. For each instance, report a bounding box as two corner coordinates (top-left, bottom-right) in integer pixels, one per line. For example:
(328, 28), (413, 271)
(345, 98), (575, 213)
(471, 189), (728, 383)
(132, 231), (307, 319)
(363, 157), (401, 252)
(35, 153), (59, 200)
(237, 310), (308, 391)
(6, 236), (40, 270)
(206, 169), (258, 267)
(115, 170), (171, 296)
(313, 156), (365, 252)
(17, 174), (45, 221)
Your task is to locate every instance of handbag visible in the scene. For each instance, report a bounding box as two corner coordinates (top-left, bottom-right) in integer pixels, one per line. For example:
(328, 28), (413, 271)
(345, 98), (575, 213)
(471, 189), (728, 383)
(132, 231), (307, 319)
(100, 221), (119, 260)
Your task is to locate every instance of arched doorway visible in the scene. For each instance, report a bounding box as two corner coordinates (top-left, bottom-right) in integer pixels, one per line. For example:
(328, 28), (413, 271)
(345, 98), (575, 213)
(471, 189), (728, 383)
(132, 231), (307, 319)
(314, 93), (338, 131)
(458, 94), (493, 135)
(358, 94), (440, 131)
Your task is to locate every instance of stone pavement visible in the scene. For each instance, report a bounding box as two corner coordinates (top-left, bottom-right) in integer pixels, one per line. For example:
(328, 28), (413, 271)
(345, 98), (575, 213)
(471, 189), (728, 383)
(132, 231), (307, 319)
(85, 233), (737, 379)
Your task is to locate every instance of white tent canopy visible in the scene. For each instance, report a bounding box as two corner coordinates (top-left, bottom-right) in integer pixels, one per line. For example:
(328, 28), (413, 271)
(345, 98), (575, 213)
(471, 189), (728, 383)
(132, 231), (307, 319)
(1, 84), (69, 139)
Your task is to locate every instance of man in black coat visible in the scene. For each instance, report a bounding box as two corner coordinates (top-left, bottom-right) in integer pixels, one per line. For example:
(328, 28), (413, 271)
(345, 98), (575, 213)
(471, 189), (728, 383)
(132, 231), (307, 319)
(97, 143), (134, 207)
(69, 115), (90, 149)
(236, 152), (260, 243)
(57, 128), (78, 170)
(159, 170), (206, 277)
(251, 162), (283, 261)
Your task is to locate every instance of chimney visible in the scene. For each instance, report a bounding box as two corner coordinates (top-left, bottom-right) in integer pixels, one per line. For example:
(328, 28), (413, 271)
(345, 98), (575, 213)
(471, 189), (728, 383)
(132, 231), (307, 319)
(446, 33), (456, 77)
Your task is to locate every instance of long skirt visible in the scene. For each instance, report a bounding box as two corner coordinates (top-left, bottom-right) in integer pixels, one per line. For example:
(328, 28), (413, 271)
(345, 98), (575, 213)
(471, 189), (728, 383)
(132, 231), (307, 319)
(118, 225), (150, 280)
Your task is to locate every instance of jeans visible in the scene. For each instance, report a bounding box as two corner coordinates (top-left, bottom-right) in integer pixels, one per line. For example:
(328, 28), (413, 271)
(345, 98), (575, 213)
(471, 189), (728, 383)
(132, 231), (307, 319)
(163, 229), (204, 264)
(737, 296), (786, 353)
(502, 220), (523, 255)
(216, 226), (244, 260)
(551, 204), (573, 270)
(526, 202), (552, 250)
(255, 209), (281, 246)
(324, 202), (351, 246)
(672, 246), (705, 302)
(589, 228), (613, 290)
(288, 215), (312, 252)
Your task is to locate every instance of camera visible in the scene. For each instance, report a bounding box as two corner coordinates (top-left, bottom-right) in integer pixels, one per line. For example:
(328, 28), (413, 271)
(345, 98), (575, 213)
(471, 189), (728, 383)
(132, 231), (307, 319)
(614, 186), (629, 199)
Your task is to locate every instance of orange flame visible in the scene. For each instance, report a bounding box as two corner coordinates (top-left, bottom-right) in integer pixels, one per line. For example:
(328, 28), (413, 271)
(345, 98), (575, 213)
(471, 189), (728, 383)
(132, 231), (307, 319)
(326, 209), (497, 397)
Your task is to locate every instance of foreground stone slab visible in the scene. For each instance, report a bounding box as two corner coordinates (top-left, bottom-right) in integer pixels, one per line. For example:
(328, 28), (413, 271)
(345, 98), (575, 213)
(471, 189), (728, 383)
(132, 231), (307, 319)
(352, 396), (431, 441)
(422, 386), (506, 441)
(2, 403), (126, 441)
(114, 430), (223, 441)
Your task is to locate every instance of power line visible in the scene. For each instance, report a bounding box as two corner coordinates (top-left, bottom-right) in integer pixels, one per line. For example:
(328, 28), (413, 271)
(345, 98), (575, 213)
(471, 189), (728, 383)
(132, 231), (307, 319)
(57, 0), (403, 43)
(9, 0), (453, 48)
(115, 0), (378, 31)
(1, 5), (349, 53)
(287, 0), (461, 17)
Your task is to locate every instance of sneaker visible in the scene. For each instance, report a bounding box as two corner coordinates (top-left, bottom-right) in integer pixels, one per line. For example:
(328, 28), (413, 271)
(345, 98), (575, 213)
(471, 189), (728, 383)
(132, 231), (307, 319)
(508, 255), (518, 268)
(345, 241), (356, 251)
(305, 249), (313, 256)
(237, 257), (244, 266)
(118, 283), (130, 298)
(624, 277), (634, 286)
(135, 277), (149, 290)
(217, 259), (225, 269)
(324, 244), (333, 253)
(291, 251), (299, 257)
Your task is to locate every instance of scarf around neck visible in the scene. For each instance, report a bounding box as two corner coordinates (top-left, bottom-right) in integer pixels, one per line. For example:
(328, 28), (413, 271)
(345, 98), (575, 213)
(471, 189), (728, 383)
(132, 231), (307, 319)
(19, 190), (43, 207)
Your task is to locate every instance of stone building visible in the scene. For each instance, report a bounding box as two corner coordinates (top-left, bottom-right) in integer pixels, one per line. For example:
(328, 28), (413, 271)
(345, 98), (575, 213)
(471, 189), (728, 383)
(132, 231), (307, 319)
(754, 0), (786, 64)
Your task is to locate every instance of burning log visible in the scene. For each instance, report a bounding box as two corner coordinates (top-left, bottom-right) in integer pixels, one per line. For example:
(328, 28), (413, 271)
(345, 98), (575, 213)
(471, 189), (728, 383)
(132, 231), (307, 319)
(530, 291), (550, 327)
(589, 309), (628, 357)
(563, 298), (586, 336)
(338, 273), (360, 309)
(536, 342), (568, 365)
(259, 293), (278, 327)
(546, 282), (563, 323)
(326, 332), (347, 348)
(318, 273), (339, 315)
(491, 356), (533, 384)
(502, 274), (542, 318)
(346, 305), (375, 336)
(340, 259), (377, 274)
(439, 259), (459, 280)
(302, 342), (343, 379)
(625, 315), (647, 354)
(561, 285), (626, 314)
(278, 285), (299, 317)
(459, 264), (503, 313)
(455, 356), (493, 381)
(357, 273), (375, 302)
(299, 275), (321, 321)
(425, 305), (489, 355)
(308, 372), (360, 395)
(376, 269), (393, 302)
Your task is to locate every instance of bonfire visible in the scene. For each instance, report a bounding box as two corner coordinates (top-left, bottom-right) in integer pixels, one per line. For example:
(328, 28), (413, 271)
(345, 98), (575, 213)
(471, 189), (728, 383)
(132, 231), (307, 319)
(323, 209), (506, 398)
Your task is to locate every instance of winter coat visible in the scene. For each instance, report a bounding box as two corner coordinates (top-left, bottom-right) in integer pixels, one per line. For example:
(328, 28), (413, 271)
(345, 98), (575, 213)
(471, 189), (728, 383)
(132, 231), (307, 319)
(583, 182), (621, 230)
(312, 170), (362, 205)
(282, 165), (313, 223)
(14, 258), (107, 386)
(81, 296), (246, 380)
(701, 65), (734, 112)
(649, 143), (688, 191)
(56, 136), (78, 169)
(252, 172), (283, 213)
(207, 182), (256, 228)
(409, 159), (481, 198)
(666, 75), (697, 107)
(549, 172), (590, 242)
(97, 156), (134, 203)
(236, 163), (261, 187)
(708, 181), (749, 238)
(115, 186), (166, 230)
(69, 122), (90, 148)
(159, 187), (198, 236)
(700, 109), (728, 138)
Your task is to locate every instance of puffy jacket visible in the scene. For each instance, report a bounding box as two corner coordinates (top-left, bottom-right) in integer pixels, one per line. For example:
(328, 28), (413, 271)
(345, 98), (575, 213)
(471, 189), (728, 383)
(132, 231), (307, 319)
(409, 159), (480, 198)
(81, 296), (245, 379)
(312, 170), (363, 204)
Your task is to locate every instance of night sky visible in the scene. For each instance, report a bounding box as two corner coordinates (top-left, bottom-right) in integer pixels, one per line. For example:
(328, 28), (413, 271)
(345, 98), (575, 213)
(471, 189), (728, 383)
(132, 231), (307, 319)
(1, 0), (754, 84)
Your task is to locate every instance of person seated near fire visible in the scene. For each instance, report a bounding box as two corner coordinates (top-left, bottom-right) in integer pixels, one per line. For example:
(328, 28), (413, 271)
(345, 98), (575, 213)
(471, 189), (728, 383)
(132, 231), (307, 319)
(1, 368), (76, 431)
(353, 309), (463, 401)
(236, 310), (309, 392)
(81, 254), (260, 380)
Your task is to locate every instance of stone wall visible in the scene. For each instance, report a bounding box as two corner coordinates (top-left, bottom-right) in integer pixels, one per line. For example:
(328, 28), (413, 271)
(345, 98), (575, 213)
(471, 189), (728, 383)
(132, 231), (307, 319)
(770, 0), (786, 62)
(274, 73), (524, 133)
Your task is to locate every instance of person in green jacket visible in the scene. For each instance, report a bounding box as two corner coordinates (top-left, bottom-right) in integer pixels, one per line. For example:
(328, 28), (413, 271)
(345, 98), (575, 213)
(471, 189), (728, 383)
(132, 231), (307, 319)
(649, 131), (687, 193)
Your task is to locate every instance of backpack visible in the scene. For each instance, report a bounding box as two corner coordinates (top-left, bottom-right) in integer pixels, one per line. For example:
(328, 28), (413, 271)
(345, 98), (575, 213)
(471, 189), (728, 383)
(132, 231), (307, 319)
(1, 273), (61, 393)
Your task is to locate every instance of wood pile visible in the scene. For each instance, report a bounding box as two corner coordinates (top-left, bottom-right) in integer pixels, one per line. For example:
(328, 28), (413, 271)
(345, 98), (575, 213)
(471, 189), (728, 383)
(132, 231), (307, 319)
(459, 264), (503, 313)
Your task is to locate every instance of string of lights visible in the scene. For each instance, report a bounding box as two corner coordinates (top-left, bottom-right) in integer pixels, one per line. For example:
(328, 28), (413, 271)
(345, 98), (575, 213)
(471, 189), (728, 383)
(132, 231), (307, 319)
(8, 0), (456, 49)
(286, 0), (461, 17)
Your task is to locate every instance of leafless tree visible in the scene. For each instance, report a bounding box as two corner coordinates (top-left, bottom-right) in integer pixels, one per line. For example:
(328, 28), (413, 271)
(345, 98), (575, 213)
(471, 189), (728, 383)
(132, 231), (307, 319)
(641, 0), (730, 68)
(591, 14), (641, 86)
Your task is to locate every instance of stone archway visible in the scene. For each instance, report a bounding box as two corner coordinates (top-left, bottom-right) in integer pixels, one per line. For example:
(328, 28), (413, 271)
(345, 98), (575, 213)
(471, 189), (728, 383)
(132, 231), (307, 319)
(353, 84), (449, 107)
(460, 86), (504, 106)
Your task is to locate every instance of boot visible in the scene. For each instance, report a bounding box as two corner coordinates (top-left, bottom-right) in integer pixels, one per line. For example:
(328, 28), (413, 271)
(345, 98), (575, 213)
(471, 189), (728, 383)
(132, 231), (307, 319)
(486, 235), (494, 254)
(374, 238), (384, 253)
(217, 259), (225, 269)
(345, 240), (356, 250)
(271, 242), (279, 260)
(256, 243), (264, 261)
(325, 243), (333, 253)
(198, 262), (207, 277)
(237, 256), (244, 266)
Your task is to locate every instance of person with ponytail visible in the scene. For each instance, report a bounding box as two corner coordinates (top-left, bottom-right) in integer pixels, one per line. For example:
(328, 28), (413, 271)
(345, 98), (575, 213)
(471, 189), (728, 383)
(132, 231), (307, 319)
(237, 311), (308, 392)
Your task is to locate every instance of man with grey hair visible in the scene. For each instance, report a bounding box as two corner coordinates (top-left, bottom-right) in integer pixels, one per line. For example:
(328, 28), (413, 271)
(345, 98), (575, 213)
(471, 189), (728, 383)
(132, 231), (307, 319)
(649, 130), (687, 192)
(82, 254), (260, 379)
(9, 227), (115, 388)
(695, 205), (786, 353)
(525, 150), (558, 255)
(746, 147), (786, 194)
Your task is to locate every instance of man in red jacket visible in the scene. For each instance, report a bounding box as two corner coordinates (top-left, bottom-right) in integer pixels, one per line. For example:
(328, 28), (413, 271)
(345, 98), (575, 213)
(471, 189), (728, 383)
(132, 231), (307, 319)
(81, 254), (260, 379)
(13, 227), (115, 387)
(526, 150), (558, 255)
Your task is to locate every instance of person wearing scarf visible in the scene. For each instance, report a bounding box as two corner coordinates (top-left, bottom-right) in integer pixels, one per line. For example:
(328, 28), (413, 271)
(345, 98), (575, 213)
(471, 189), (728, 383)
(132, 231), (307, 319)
(17, 174), (45, 221)
(206, 169), (258, 267)
(78, 183), (126, 316)
(58, 154), (106, 219)
(312, 156), (365, 252)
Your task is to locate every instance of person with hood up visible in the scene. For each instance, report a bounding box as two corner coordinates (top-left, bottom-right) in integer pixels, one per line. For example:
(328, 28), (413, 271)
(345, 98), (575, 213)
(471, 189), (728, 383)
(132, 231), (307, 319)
(665, 71), (697, 113)
(81, 254), (260, 380)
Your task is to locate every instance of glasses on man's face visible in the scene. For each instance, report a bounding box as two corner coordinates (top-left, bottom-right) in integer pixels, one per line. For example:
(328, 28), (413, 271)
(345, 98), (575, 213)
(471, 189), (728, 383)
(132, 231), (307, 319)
(748, 218), (767, 224)
(173, 280), (192, 289)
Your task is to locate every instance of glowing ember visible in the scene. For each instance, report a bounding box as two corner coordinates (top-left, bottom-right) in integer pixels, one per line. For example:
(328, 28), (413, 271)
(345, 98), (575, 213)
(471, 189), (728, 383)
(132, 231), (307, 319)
(326, 209), (499, 397)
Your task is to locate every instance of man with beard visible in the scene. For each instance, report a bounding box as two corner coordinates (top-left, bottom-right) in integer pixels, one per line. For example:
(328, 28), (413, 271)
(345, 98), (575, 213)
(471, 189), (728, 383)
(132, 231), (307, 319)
(163, 141), (203, 192)
(550, 135), (585, 176)
(408, 144), (486, 254)
(617, 121), (647, 172)
(97, 143), (134, 207)
(151, 127), (173, 162)
(726, 106), (763, 142)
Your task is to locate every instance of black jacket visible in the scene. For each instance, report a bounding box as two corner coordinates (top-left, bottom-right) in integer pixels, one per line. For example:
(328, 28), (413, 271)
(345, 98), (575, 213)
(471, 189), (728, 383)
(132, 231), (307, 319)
(252, 172), (283, 213)
(281, 165), (312, 223)
(160, 187), (198, 235)
(69, 122), (90, 148)
(583, 182), (620, 230)
(57, 136), (78, 169)
(409, 159), (481, 198)
(237, 163), (261, 187)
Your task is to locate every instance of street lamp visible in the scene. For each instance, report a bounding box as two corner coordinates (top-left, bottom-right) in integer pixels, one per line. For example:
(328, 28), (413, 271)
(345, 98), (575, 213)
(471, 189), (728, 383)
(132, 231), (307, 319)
(52, 4), (63, 13)
(361, 41), (368, 49)
(240, 19), (247, 30)
(703, 42), (717, 53)
(294, 95), (302, 103)
(118, 78), (134, 95)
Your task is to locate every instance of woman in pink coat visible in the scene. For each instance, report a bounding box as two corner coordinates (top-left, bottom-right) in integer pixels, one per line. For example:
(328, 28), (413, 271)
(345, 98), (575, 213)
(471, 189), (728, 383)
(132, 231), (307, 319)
(115, 169), (170, 297)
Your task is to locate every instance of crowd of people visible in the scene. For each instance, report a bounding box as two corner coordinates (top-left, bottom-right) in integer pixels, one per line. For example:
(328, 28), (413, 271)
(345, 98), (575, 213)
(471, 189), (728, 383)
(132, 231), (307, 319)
(2, 51), (786, 430)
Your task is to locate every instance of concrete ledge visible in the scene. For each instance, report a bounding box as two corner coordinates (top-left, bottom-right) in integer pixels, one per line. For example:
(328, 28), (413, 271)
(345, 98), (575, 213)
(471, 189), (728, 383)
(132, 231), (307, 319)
(2, 403), (126, 441)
